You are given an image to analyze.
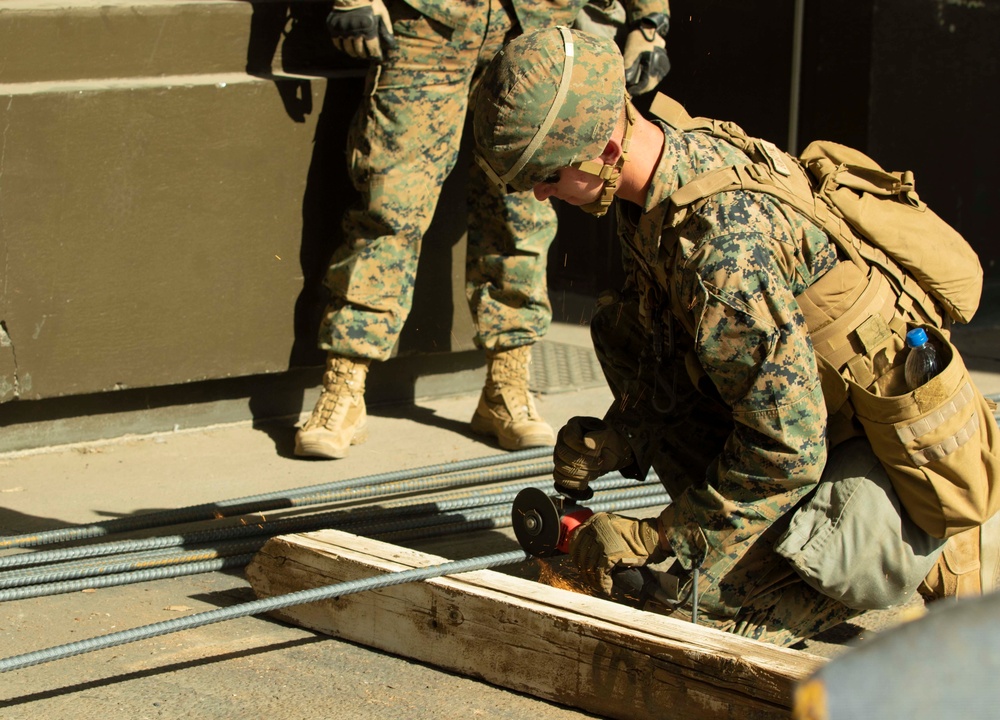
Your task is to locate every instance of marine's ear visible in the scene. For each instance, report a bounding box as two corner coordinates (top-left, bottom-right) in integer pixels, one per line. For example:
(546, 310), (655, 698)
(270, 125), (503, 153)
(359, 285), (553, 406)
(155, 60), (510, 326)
(599, 138), (623, 166)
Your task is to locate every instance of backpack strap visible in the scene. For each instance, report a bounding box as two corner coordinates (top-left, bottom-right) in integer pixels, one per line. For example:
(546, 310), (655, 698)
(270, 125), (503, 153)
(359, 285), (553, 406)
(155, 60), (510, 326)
(653, 100), (955, 396)
(663, 160), (933, 394)
(666, 159), (948, 330)
(649, 93), (795, 178)
(648, 93), (704, 132)
(653, 95), (969, 329)
(666, 161), (861, 266)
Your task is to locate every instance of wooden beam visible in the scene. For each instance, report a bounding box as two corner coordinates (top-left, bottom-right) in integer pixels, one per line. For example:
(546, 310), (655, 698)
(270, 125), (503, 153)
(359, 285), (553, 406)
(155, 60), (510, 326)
(245, 530), (824, 719)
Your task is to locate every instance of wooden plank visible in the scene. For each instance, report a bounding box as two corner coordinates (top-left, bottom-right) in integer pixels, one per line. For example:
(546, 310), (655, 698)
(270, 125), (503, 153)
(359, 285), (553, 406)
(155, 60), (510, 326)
(245, 530), (824, 719)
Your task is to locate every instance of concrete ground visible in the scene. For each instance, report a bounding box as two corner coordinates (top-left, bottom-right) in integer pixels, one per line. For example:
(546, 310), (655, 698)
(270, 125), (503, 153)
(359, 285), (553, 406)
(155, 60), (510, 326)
(1, 312), (999, 720)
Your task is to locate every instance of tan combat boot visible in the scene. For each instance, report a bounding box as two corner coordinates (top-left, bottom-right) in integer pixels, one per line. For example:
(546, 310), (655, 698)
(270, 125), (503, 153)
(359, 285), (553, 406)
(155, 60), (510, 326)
(294, 355), (371, 459)
(470, 345), (555, 450)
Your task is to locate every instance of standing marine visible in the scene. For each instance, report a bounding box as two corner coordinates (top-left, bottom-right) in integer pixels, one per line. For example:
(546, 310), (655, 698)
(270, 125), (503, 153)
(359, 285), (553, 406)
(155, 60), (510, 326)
(295, 0), (673, 459)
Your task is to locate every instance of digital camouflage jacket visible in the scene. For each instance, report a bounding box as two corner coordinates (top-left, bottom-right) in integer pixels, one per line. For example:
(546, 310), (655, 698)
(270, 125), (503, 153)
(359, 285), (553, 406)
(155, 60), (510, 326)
(610, 122), (843, 618)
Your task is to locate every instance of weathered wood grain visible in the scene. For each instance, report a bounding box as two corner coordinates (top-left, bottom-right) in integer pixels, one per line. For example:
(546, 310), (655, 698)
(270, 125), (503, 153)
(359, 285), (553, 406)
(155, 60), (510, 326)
(246, 530), (824, 719)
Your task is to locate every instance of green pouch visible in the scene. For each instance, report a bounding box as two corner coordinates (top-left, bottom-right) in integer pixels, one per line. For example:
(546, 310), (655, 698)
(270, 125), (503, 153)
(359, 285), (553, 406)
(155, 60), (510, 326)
(776, 438), (945, 610)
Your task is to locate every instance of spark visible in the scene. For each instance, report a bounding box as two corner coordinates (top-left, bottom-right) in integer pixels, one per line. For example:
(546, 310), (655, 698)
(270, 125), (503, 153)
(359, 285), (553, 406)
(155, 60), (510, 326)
(535, 558), (594, 595)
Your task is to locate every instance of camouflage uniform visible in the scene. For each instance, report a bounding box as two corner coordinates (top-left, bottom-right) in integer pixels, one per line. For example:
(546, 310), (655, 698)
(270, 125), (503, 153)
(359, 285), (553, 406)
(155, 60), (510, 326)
(320, 0), (669, 359)
(298, 5), (673, 461)
(594, 123), (864, 646)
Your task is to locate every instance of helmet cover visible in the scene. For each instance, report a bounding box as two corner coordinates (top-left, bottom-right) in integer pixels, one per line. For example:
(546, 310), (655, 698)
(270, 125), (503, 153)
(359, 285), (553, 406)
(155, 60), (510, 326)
(474, 27), (626, 193)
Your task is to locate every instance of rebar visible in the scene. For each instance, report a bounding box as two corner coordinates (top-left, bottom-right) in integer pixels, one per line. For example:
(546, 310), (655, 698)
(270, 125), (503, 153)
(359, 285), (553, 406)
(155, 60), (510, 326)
(0, 483), (667, 593)
(0, 447), (553, 549)
(0, 539), (266, 590)
(0, 462), (555, 570)
(0, 555), (255, 603)
(0, 447), (673, 674)
(0, 550), (529, 673)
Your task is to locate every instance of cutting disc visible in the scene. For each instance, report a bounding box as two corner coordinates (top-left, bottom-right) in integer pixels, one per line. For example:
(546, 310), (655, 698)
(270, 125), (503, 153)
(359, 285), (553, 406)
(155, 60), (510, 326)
(511, 487), (562, 557)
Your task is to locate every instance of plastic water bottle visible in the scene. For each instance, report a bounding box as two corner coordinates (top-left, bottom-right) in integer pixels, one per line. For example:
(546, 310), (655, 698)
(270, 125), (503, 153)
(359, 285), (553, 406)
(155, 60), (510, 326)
(904, 327), (940, 390)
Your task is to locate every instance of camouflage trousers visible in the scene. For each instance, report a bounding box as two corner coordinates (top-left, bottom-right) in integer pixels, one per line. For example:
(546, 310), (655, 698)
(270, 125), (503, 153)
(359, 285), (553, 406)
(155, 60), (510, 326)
(591, 293), (862, 647)
(319, 0), (556, 361)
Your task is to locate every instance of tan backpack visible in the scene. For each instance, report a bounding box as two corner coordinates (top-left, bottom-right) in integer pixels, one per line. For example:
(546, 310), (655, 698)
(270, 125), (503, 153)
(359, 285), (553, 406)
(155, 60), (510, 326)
(797, 141), (982, 324)
(651, 94), (983, 326)
(649, 93), (998, 540)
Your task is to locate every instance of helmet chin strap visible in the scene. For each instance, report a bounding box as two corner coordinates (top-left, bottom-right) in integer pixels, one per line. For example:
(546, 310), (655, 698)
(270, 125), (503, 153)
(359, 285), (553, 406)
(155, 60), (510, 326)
(576, 98), (636, 217)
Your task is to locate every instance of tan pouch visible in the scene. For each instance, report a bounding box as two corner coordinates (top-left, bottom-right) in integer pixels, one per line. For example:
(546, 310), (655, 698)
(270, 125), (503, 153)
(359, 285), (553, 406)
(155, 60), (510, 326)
(847, 326), (1000, 538)
(800, 141), (984, 324)
(918, 524), (982, 599)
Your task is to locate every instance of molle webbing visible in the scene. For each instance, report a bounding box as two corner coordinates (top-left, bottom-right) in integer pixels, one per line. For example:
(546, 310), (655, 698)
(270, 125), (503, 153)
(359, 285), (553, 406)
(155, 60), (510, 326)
(798, 266), (906, 389)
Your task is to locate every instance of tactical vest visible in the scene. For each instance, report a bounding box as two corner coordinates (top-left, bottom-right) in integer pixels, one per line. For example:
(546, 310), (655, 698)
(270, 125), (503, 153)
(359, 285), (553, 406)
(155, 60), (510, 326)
(647, 93), (1000, 540)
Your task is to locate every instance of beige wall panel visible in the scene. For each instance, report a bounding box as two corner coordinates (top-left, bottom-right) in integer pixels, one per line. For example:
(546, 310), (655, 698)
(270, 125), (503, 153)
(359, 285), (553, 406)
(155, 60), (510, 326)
(1, 77), (322, 400)
(0, 1), (252, 83)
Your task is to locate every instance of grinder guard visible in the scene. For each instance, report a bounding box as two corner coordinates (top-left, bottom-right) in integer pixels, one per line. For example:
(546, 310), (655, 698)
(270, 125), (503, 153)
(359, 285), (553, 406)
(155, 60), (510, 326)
(511, 487), (594, 557)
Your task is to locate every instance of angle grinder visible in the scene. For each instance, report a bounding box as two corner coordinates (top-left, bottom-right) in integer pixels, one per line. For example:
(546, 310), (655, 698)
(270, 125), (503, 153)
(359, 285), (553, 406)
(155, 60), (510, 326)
(510, 486), (683, 611)
(511, 487), (593, 558)
(510, 486), (653, 602)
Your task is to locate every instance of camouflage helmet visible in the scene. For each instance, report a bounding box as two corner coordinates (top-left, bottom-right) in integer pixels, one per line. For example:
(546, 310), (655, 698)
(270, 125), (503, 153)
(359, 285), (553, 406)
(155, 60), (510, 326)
(473, 27), (626, 194)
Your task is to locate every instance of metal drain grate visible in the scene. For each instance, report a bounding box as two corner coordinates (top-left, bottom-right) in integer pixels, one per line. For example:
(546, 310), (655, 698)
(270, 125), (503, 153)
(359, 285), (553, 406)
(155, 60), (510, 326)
(529, 341), (606, 395)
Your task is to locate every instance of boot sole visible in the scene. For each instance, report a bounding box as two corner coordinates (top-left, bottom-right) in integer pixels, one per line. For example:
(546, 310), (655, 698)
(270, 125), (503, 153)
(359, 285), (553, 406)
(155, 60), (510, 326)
(294, 425), (369, 460)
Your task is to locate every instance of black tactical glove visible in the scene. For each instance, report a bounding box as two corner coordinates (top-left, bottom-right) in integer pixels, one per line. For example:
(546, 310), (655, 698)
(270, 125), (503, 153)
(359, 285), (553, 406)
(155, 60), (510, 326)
(553, 416), (633, 501)
(327, 0), (396, 61)
(623, 13), (671, 96)
(569, 512), (668, 595)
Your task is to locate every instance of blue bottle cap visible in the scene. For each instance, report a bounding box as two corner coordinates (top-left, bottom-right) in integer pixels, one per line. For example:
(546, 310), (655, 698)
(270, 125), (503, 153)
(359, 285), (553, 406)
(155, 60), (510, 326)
(906, 327), (929, 348)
